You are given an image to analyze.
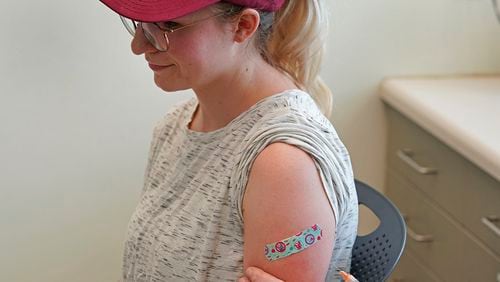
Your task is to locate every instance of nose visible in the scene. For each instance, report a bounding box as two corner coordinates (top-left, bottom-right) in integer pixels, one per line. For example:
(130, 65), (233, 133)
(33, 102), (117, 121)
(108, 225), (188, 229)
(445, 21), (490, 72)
(131, 26), (157, 55)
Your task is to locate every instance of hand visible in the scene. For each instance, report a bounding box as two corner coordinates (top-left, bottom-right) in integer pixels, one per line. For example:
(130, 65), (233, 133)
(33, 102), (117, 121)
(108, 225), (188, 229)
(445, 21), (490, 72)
(237, 266), (357, 282)
(238, 267), (284, 282)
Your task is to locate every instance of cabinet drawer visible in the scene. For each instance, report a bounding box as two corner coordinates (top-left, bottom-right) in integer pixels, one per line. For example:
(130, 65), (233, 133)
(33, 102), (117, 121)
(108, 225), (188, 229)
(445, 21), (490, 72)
(385, 171), (500, 282)
(462, 233), (500, 281)
(462, 161), (500, 257)
(387, 107), (438, 193)
(387, 107), (500, 256)
(387, 108), (469, 223)
(388, 108), (467, 218)
(388, 249), (441, 282)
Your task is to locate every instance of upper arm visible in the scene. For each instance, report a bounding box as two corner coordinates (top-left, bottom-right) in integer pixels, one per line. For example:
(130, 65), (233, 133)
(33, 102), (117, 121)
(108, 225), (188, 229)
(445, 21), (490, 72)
(242, 143), (336, 282)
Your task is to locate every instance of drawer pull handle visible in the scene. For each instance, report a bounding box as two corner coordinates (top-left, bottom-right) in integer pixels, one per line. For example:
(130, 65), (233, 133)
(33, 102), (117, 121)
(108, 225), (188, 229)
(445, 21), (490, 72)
(397, 149), (438, 175)
(407, 225), (434, 243)
(481, 215), (500, 237)
(403, 214), (434, 243)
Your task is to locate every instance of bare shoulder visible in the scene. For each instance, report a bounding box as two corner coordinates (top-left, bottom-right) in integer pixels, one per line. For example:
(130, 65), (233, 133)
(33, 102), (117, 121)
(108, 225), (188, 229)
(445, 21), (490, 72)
(242, 142), (336, 282)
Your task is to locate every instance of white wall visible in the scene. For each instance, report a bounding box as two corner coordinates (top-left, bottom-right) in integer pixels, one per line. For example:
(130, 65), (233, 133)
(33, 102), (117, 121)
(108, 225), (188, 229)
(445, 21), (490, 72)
(1, 1), (191, 281)
(326, 0), (500, 190)
(1, 0), (499, 281)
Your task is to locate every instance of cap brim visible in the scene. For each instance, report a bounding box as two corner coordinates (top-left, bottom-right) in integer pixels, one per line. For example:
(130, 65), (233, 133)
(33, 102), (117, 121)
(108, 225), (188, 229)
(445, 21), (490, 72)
(99, 0), (220, 22)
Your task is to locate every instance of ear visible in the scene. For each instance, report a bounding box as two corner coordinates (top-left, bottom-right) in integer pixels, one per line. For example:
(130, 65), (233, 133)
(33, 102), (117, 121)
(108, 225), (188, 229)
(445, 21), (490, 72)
(233, 9), (260, 43)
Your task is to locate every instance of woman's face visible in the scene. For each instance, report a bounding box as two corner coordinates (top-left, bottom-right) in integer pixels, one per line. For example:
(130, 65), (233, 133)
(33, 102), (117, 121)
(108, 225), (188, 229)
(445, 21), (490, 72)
(131, 7), (235, 92)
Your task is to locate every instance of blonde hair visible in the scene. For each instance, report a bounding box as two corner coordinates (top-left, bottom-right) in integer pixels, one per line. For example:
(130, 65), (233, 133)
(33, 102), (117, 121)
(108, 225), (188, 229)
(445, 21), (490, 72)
(265, 0), (332, 115)
(215, 0), (332, 115)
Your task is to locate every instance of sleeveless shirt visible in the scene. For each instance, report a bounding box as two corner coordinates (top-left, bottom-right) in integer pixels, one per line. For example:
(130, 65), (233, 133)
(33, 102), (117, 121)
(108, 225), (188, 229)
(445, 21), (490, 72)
(122, 89), (358, 281)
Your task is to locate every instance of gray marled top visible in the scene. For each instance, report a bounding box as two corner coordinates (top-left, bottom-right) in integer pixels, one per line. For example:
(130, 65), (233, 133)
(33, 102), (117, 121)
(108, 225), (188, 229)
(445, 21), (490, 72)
(122, 89), (358, 281)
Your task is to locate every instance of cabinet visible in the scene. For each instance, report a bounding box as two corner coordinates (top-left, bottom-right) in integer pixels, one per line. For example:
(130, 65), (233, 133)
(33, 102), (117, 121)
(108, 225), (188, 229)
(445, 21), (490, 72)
(384, 107), (500, 282)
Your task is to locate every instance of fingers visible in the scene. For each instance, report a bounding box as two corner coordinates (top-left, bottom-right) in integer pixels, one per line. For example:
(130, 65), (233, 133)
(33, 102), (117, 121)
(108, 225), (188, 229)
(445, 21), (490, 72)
(238, 276), (251, 282)
(243, 267), (284, 282)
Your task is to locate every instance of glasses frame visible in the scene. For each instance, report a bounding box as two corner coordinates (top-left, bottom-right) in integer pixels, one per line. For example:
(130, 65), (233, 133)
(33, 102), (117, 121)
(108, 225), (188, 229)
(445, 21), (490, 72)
(119, 12), (227, 52)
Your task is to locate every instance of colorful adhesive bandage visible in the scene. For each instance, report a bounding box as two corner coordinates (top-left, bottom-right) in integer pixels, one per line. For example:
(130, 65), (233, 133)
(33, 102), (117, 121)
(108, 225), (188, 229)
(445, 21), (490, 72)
(265, 224), (323, 261)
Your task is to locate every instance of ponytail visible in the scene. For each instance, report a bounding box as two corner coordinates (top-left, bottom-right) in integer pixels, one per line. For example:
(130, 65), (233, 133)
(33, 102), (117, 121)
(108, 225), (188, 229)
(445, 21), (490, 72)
(265, 0), (332, 115)
(215, 1), (333, 115)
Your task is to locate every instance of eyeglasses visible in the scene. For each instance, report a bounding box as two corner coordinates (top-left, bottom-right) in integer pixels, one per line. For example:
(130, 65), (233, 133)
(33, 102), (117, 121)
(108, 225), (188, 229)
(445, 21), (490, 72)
(120, 12), (226, 52)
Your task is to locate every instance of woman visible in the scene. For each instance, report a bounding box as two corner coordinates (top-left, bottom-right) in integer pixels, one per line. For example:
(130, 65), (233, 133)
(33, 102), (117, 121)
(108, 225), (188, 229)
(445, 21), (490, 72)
(99, 0), (358, 281)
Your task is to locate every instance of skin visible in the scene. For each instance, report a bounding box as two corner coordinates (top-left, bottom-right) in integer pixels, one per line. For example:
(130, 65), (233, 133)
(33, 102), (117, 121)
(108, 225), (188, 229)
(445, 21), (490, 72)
(131, 8), (294, 132)
(131, 6), (336, 282)
(241, 143), (336, 282)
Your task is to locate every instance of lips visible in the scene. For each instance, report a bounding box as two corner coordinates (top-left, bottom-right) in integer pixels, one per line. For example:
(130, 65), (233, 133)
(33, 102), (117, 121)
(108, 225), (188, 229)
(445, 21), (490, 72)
(148, 63), (174, 72)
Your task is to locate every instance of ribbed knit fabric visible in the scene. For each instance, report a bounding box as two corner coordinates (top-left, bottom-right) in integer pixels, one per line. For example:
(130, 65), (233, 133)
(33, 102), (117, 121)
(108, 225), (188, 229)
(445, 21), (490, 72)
(122, 89), (358, 281)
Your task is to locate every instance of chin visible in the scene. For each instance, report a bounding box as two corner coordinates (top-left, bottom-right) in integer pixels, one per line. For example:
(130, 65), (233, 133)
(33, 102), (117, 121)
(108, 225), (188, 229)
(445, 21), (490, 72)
(153, 74), (189, 92)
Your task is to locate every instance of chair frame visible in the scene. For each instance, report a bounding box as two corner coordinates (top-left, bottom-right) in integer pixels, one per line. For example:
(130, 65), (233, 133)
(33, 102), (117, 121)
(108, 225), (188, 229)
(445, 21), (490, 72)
(350, 179), (407, 281)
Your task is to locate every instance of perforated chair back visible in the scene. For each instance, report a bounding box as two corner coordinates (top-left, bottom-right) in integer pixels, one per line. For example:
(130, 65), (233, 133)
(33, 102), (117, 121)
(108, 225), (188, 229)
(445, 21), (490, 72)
(350, 180), (406, 281)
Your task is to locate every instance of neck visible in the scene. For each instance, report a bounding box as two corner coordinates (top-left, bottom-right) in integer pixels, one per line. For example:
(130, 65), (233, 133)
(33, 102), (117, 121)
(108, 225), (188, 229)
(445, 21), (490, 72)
(189, 58), (296, 132)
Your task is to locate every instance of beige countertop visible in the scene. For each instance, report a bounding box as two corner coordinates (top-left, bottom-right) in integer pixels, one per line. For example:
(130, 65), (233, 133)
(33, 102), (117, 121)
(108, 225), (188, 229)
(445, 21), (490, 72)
(379, 74), (500, 182)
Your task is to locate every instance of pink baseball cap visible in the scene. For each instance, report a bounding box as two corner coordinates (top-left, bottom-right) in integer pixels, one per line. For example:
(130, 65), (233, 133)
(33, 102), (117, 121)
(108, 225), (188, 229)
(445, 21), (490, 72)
(99, 0), (286, 22)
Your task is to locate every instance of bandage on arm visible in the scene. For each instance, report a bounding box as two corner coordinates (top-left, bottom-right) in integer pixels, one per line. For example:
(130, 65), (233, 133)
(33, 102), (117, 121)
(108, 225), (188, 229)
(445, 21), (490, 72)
(242, 143), (336, 282)
(265, 224), (323, 261)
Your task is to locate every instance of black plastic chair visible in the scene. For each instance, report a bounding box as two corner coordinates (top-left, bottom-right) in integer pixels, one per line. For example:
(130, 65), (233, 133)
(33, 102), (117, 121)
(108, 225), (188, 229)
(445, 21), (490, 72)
(350, 179), (407, 281)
